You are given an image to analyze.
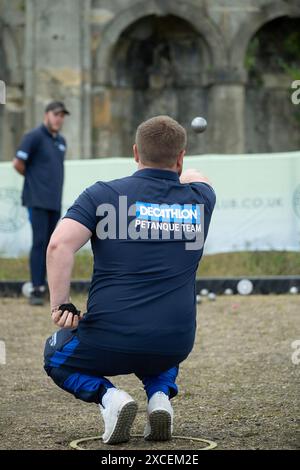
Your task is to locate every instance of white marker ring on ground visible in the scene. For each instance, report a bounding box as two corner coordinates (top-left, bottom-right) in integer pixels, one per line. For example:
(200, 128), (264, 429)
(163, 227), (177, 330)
(69, 434), (217, 450)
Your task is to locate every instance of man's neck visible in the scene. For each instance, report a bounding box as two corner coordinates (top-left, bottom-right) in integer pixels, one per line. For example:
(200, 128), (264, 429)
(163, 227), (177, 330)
(137, 163), (177, 173)
(43, 122), (57, 137)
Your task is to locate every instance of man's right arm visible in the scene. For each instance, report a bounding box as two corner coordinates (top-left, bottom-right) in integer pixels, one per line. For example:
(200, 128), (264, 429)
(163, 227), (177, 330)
(180, 168), (212, 186)
(180, 168), (216, 215)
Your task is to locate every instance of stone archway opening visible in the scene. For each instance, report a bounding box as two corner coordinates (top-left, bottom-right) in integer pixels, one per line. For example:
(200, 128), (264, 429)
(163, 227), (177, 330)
(244, 17), (300, 153)
(92, 14), (211, 157)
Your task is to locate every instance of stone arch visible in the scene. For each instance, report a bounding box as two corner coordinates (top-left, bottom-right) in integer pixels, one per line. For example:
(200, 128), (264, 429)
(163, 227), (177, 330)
(108, 14), (212, 89)
(91, 8), (220, 157)
(230, 0), (300, 72)
(93, 0), (226, 85)
(241, 12), (300, 153)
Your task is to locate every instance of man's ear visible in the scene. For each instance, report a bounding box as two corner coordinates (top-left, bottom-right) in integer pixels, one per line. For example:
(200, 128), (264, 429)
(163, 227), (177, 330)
(133, 144), (139, 163)
(176, 149), (185, 176)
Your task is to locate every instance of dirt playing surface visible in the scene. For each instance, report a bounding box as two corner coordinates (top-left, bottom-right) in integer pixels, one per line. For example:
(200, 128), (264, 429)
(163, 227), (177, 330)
(0, 294), (299, 450)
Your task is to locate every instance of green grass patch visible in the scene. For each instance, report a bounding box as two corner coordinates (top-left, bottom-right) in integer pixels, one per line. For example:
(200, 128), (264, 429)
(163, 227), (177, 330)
(0, 251), (299, 281)
(198, 251), (300, 277)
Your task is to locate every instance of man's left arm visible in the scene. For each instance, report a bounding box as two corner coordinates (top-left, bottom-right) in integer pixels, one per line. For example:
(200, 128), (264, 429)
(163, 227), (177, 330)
(46, 218), (92, 329)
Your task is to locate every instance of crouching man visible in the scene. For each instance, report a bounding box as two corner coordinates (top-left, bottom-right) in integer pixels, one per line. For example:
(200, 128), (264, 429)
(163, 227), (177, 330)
(44, 115), (216, 445)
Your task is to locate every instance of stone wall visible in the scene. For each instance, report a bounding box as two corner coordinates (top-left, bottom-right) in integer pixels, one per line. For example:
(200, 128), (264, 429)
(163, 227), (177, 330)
(0, 0), (299, 160)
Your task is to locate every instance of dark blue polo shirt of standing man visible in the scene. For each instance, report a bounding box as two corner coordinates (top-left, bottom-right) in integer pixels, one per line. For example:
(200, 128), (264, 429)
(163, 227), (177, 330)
(17, 124), (66, 211)
(14, 101), (70, 304)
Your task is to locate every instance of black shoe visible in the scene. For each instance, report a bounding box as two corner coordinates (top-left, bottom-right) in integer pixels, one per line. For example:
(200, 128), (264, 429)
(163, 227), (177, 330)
(29, 288), (45, 306)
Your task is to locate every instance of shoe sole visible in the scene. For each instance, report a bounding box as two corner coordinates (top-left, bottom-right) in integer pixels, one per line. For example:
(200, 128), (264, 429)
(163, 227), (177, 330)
(103, 401), (138, 445)
(145, 409), (172, 441)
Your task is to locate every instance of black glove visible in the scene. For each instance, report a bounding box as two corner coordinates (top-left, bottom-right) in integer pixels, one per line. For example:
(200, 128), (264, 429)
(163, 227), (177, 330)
(58, 303), (81, 316)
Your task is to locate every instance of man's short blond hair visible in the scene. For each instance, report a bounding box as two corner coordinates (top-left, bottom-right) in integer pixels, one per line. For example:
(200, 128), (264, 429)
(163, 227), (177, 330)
(135, 115), (187, 167)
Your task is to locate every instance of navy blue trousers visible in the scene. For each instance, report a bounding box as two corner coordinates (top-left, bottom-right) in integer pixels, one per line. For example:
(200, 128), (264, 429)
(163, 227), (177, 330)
(28, 207), (61, 287)
(44, 329), (188, 404)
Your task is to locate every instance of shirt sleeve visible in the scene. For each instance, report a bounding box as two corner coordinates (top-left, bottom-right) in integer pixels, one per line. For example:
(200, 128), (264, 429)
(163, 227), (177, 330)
(16, 132), (37, 162)
(62, 188), (98, 233)
(189, 182), (216, 214)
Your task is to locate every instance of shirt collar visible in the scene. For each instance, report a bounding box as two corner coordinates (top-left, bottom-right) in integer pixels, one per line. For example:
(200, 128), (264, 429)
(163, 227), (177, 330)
(133, 168), (180, 182)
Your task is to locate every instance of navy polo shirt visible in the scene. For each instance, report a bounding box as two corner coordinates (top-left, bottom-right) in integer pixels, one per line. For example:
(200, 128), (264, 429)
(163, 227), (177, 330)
(63, 168), (216, 356)
(16, 124), (66, 211)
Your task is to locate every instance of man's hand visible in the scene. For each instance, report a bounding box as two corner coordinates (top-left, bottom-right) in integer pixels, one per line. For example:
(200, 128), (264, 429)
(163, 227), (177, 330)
(51, 309), (83, 329)
(13, 158), (26, 176)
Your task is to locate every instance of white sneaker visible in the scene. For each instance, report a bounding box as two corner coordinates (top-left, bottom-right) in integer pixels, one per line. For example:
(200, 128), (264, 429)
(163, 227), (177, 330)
(144, 391), (173, 441)
(99, 388), (138, 445)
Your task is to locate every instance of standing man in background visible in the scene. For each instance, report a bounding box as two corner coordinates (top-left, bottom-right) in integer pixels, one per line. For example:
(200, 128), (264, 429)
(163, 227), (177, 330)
(13, 101), (70, 305)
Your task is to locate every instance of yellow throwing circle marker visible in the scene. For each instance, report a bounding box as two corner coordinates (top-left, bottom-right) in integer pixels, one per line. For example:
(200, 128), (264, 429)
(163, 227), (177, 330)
(70, 434), (217, 450)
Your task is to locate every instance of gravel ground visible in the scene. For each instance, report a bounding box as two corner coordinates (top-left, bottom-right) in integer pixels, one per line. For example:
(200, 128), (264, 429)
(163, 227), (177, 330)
(0, 294), (299, 450)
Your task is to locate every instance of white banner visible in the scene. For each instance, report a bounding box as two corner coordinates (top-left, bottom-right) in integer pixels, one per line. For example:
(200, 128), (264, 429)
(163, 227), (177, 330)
(0, 152), (299, 257)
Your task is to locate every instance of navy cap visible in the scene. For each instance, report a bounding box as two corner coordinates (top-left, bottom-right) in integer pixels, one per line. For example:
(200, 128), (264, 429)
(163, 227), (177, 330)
(45, 101), (70, 115)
